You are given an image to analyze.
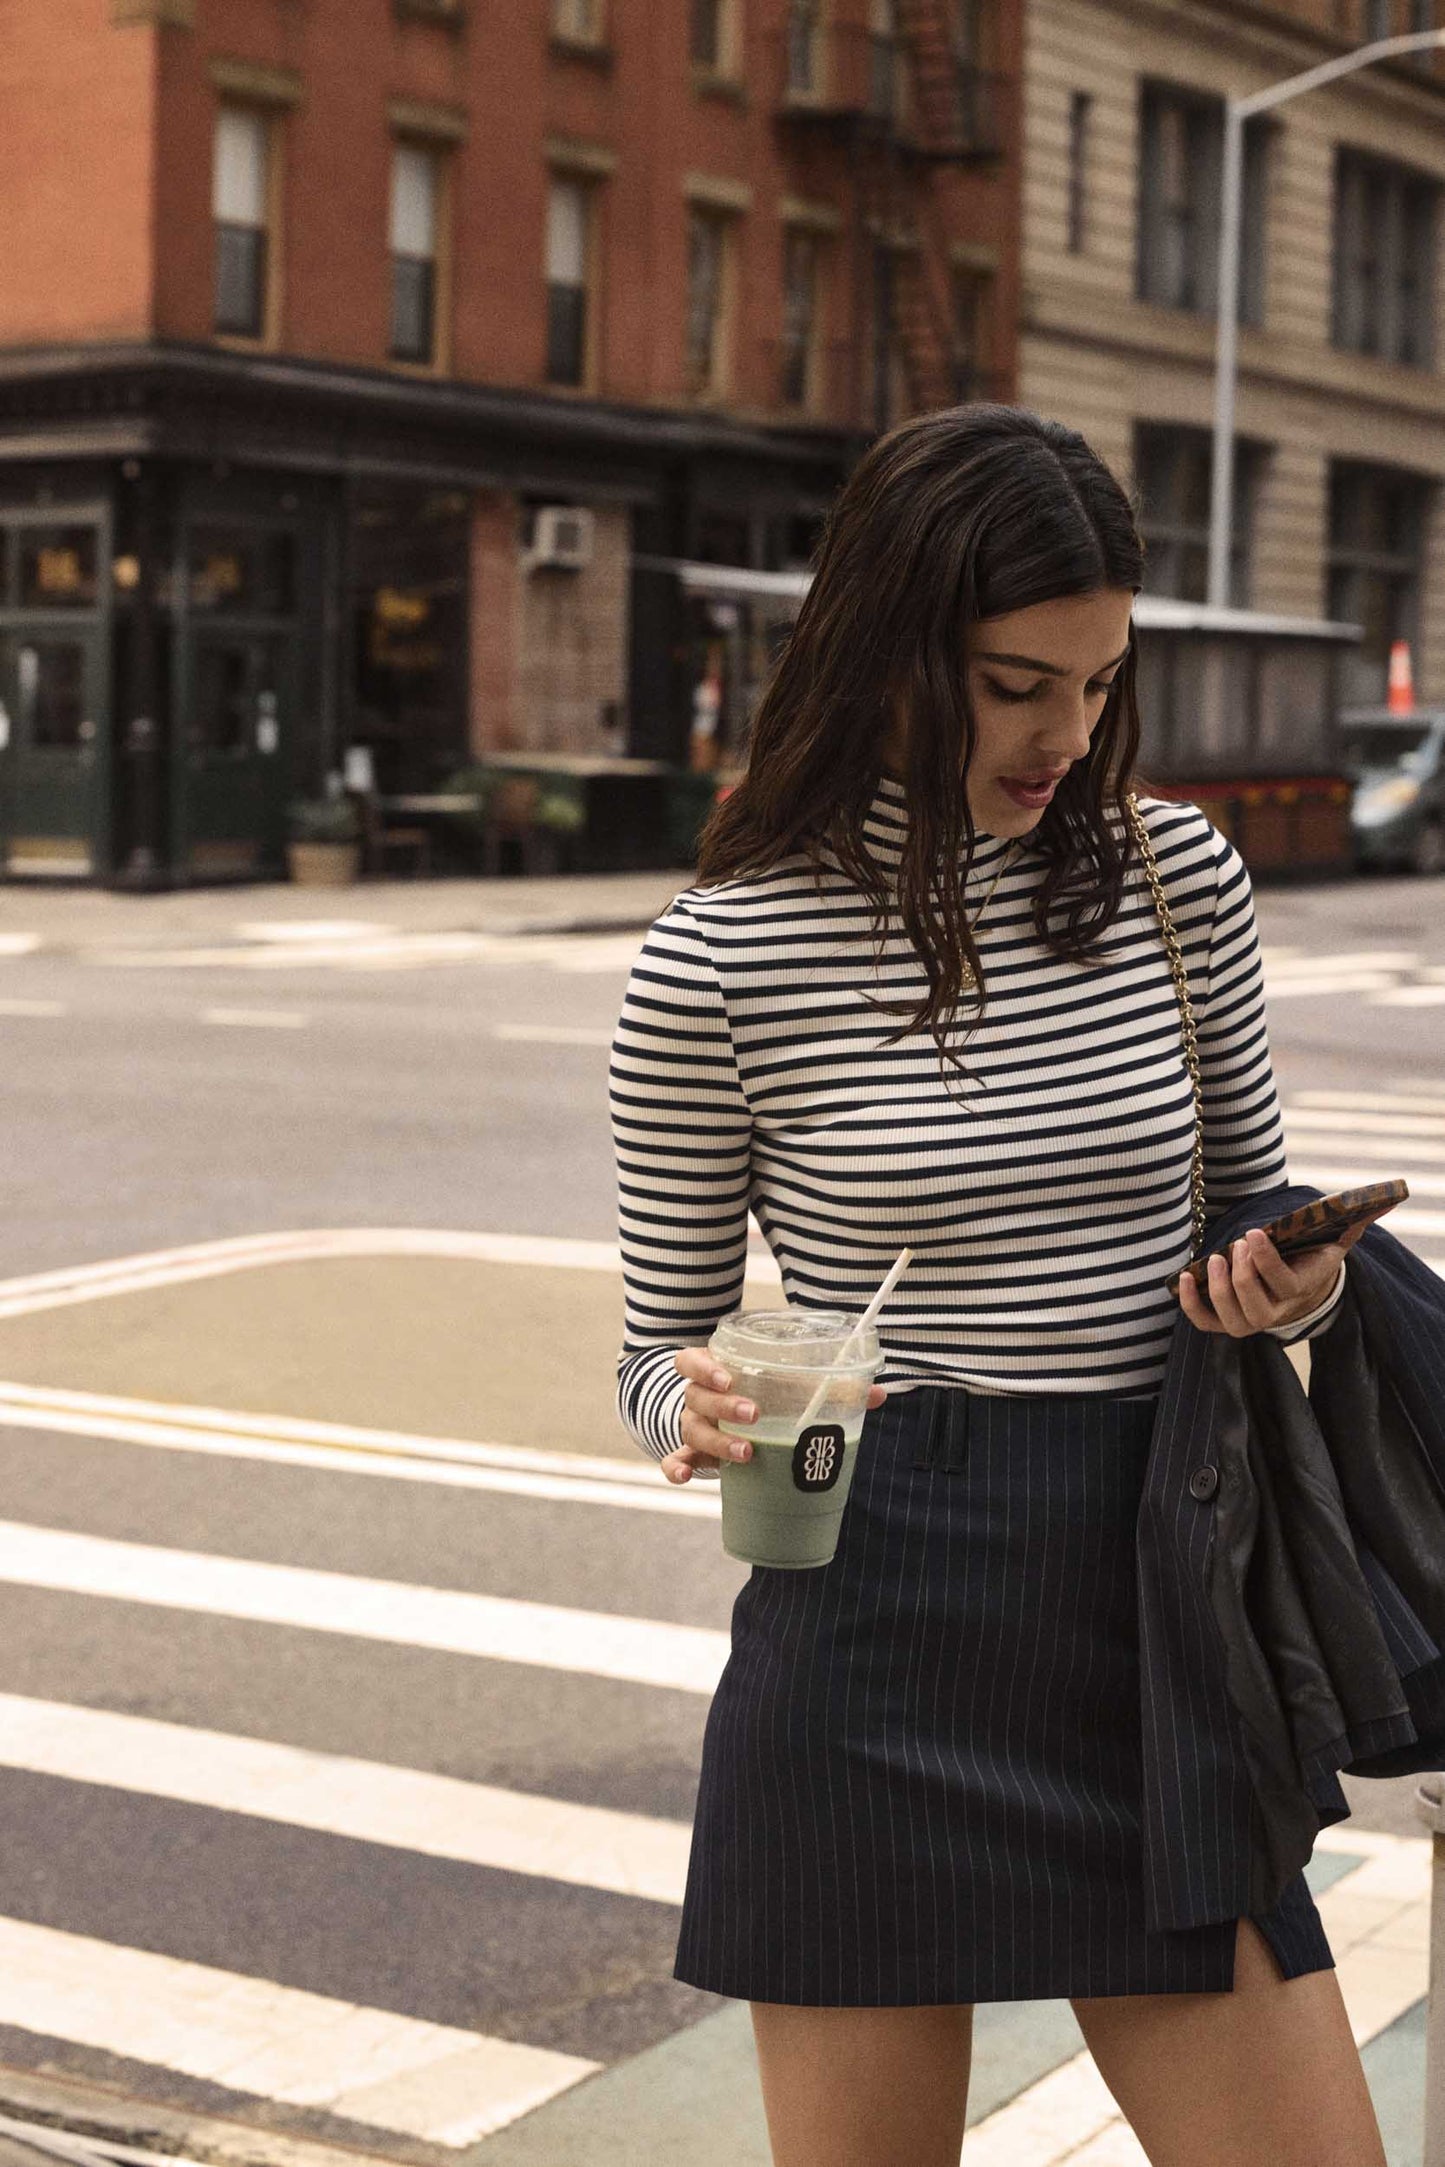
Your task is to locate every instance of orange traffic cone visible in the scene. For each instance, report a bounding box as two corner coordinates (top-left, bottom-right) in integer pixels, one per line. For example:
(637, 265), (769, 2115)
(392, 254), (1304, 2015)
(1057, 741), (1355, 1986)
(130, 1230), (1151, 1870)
(1388, 639), (1415, 714)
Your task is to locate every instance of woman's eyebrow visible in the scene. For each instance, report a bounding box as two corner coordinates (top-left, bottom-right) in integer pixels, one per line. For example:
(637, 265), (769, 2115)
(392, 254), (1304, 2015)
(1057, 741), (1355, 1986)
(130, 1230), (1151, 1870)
(975, 645), (1131, 676)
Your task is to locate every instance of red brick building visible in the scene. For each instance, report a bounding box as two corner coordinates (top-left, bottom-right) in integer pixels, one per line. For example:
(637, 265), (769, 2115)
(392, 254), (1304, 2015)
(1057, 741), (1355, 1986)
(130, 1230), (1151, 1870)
(0, 0), (1019, 883)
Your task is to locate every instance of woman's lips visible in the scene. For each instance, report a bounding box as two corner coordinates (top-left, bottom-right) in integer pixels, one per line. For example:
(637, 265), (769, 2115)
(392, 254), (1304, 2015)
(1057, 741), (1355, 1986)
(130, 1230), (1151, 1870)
(999, 772), (1065, 809)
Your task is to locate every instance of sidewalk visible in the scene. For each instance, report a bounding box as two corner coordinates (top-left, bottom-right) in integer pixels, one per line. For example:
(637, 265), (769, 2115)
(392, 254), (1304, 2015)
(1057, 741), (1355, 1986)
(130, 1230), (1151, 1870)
(0, 868), (690, 955)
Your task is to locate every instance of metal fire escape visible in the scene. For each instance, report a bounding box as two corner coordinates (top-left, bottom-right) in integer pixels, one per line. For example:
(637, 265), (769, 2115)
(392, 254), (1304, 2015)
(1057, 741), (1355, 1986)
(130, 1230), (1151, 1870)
(774, 1), (1009, 432)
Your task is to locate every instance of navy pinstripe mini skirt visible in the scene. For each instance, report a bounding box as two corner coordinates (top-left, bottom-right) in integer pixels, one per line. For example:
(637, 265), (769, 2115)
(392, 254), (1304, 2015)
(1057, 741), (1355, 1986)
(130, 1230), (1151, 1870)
(675, 1385), (1333, 2006)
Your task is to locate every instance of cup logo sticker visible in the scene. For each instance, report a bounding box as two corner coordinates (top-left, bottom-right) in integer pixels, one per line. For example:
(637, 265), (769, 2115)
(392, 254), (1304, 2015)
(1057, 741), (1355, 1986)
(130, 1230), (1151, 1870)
(792, 1423), (845, 1493)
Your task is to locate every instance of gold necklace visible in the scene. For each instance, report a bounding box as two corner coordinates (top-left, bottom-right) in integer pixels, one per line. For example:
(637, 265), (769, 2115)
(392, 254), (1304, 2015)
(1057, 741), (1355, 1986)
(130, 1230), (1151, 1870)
(959, 841), (1018, 988)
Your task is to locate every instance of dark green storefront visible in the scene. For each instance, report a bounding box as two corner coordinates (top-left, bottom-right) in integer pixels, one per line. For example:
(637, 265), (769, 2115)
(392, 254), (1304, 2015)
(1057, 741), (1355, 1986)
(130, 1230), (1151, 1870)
(0, 346), (854, 886)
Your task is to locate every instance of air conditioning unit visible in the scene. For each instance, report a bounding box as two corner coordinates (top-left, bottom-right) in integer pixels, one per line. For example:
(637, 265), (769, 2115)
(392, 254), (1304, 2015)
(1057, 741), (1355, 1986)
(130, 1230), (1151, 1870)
(525, 505), (595, 572)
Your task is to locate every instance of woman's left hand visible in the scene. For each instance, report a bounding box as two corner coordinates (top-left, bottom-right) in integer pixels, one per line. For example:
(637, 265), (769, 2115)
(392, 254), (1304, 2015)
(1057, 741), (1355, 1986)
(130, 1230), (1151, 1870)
(1177, 1223), (1369, 1338)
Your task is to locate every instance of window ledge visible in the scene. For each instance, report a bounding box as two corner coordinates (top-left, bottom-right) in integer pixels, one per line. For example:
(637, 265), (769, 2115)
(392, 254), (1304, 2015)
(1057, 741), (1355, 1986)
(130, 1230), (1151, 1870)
(549, 32), (613, 69)
(691, 66), (748, 108)
(393, 0), (465, 27)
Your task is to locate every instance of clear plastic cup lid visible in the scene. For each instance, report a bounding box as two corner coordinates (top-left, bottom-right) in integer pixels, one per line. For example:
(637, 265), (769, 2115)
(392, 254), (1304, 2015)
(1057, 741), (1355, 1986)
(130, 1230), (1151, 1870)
(708, 1307), (881, 1373)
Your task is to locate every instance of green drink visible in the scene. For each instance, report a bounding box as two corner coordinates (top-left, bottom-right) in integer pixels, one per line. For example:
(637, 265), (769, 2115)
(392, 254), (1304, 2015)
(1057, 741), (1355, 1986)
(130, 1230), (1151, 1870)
(708, 1310), (884, 1569)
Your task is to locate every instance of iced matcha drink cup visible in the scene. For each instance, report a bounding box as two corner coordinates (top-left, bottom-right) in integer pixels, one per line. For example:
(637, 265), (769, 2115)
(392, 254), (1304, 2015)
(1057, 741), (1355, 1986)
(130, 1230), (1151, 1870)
(708, 1309), (884, 1570)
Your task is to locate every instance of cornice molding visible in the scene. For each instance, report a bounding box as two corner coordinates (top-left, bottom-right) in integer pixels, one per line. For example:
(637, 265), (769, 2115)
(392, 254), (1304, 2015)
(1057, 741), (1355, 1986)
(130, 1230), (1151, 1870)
(543, 134), (619, 177)
(387, 96), (469, 144)
(209, 58), (304, 107)
(683, 171), (754, 214)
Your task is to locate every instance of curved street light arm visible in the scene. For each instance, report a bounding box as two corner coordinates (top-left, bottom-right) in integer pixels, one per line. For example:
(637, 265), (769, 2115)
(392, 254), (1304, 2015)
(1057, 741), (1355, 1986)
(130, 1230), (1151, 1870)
(1206, 28), (1445, 609)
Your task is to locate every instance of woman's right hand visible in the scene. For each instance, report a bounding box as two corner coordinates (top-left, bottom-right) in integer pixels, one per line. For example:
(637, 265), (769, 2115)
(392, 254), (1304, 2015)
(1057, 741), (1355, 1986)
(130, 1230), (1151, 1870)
(660, 1348), (888, 1486)
(660, 1348), (760, 1485)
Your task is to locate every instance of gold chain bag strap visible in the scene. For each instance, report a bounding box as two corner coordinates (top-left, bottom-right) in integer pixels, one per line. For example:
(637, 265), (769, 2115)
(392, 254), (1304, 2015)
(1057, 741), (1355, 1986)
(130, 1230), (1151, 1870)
(1124, 792), (1207, 1262)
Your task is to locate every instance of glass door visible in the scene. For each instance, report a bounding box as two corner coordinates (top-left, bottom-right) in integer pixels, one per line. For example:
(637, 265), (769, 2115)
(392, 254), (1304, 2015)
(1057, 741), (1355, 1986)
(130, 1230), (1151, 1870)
(179, 627), (293, 879)
(0, 625), (105, 876)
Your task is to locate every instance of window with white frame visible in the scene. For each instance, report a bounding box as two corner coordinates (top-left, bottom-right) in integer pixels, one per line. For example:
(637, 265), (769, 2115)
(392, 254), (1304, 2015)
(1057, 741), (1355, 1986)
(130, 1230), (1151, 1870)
(390, 143), (442, 365)
(780, 228), (820, 405)
(784, 0), (823, 96)
(690, 0), (738, 72)
(546, 177), (593, 386)
(686, 205), (731, 394)
(213, 106), (272, 339)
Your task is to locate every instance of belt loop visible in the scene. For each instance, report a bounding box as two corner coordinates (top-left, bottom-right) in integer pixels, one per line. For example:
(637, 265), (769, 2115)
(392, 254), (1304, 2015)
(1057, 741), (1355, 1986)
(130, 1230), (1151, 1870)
(912, 1387), (945, 1471)
(941, 1388), (971, 1475)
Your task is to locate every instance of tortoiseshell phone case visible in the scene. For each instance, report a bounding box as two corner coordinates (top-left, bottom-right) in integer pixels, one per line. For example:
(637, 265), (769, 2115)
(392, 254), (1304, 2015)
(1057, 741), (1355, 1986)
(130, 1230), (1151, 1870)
(1165, 1180), (1409, 1301)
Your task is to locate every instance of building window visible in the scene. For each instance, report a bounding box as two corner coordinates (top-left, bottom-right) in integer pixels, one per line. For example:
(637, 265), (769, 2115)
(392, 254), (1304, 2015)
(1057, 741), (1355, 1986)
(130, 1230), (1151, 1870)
(868, 0), (903, 121)
(690, 0), (738, 73)
(686, 206), (732, 395)
(1328, 463), (1431, 703)
(951, 263), (993, 400)
(780, 228), (820, 405)
(870, 243), (913, 430)
(1134, 423), (1261, 607)
(1137, 83), (1269, 324)
(785, 0), (823, 96)
(547, 178), (594, 386)
(1067, 91), (1091, 254)
(390, 144), (442, 365)
(1333, 150), (1437, 367)
(213, 107), (272, 339)
(552, 0), (605, 41)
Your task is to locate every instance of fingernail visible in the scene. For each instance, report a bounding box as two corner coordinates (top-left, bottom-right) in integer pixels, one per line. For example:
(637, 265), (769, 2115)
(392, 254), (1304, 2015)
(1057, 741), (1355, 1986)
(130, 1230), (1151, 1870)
(711, 1370), (730, 1390)
(734, 1400), (757, 1422)
(730, 1440), (752, 1462)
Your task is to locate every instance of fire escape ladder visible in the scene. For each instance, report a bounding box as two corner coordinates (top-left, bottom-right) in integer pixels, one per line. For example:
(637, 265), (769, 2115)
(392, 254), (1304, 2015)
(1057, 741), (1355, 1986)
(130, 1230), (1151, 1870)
(857, 145), (962, 419)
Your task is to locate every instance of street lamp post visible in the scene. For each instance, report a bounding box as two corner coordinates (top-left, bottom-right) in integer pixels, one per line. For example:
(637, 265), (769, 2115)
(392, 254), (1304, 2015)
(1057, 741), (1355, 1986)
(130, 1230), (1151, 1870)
(1207, 27), (1445, 609)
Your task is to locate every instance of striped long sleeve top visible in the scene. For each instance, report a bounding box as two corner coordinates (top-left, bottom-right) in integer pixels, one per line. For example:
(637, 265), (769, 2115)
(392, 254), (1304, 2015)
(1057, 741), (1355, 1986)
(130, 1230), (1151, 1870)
(611, 778), (1342, 1462)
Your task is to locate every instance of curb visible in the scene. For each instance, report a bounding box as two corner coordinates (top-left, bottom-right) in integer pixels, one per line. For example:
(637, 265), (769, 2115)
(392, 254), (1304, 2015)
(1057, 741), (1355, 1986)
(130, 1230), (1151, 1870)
(0, 2071), (406, 2167)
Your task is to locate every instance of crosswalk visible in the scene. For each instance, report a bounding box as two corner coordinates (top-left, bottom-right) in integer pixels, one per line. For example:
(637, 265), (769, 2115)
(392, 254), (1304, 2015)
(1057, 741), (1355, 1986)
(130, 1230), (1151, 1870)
(80, 928), (654, 975)
(0, 1401), (728, 2153)
(1285, 1085), (1445, 1282)
(0, 1397), (1430, 2163)
(0, 1077), (1439, 2160)
(1264, 947), (1445, 1003)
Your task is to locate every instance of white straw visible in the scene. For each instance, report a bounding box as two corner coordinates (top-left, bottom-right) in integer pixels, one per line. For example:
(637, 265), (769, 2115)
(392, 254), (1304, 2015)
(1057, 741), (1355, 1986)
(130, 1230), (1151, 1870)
(797, 1246), (913, 1429)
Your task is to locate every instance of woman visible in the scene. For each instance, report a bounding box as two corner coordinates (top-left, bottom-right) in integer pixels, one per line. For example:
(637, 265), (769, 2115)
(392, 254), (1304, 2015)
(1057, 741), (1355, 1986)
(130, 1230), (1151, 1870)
(609, 406), (1380, 2167)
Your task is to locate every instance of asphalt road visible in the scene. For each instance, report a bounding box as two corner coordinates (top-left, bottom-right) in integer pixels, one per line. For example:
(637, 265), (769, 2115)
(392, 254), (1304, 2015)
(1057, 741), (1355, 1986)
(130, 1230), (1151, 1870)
(0, 869), (1439, 2166)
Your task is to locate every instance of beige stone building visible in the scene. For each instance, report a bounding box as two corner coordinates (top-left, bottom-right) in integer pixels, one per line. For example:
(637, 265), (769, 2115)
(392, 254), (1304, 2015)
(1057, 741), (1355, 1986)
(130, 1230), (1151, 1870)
(1022, 0), (1445, 706)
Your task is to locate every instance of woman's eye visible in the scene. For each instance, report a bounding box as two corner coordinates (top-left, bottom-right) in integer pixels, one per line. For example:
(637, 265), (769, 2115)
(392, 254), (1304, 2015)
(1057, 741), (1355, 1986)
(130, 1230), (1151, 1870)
(982, 676), (1120, 704)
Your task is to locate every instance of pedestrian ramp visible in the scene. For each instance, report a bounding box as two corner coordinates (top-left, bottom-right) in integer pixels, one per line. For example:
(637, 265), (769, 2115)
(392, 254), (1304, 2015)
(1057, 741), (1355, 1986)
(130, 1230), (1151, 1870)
(0, 1505), (1427, 2162)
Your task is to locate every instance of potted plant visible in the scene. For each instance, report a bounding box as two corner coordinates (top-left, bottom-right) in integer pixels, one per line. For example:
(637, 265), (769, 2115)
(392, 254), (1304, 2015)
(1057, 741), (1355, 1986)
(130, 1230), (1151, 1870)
(286, 794), (363, 886)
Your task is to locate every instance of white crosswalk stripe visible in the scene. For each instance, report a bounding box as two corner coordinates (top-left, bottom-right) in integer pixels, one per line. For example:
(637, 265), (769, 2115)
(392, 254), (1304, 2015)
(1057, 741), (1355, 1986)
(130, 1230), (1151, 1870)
(84, 930), (652, 975)
(0, 1521), (729, 1694)
(0, 1694), (691, 1904)
(1262, 943), (1445, 1004)
(0, 1918), (598, 2147)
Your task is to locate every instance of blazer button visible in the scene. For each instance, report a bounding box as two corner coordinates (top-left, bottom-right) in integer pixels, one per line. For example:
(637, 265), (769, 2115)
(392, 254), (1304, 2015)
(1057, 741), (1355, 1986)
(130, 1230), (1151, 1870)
(1189, 1464), (1220, 1501)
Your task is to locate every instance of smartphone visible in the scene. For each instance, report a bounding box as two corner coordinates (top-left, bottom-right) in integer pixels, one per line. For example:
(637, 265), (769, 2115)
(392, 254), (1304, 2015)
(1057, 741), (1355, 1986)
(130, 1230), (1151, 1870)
(1165, 1179), (1409, 1301)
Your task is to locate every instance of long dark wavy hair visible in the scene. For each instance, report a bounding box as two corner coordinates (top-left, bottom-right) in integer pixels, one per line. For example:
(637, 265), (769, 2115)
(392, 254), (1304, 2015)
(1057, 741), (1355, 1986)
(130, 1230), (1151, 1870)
(695, 403), (1147, 1081)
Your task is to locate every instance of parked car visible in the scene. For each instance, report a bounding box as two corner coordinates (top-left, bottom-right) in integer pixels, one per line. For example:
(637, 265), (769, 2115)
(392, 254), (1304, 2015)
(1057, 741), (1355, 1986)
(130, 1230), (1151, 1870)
(1339, 706), (1445, 875)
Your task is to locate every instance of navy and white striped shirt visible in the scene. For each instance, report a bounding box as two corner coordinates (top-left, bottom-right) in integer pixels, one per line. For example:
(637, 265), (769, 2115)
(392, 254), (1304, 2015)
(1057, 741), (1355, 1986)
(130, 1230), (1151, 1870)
(611, 778), (1340, 1461)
